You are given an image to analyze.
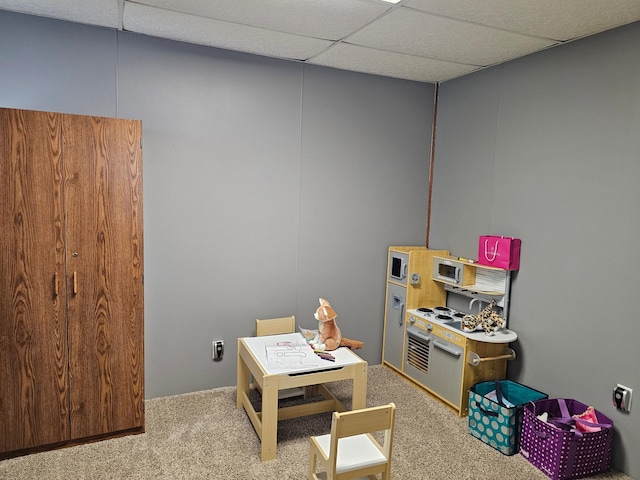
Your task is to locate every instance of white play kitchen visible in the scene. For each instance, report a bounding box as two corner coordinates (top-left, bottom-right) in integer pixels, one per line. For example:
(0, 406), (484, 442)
(382, 246), (518, 416)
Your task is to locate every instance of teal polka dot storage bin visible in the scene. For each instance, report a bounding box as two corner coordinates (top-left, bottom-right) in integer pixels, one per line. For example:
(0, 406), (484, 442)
(468, 380), (547, 456)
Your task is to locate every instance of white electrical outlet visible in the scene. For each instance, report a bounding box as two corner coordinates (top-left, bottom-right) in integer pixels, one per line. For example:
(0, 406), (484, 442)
(212, 340), (224, 360)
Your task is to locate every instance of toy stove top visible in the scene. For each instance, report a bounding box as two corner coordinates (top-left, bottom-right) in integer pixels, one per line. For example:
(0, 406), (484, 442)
(416, 306), (466, 321)
(414, 306), (467, 331)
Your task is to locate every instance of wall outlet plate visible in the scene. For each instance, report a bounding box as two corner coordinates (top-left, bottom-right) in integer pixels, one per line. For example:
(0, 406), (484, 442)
(212, 340), (224, 360)
(613, 384), (632, 412)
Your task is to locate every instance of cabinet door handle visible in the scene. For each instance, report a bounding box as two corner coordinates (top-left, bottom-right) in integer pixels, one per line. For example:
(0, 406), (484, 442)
(54, 272), (59, 296)
(392, 294), (404, 326)
(73, 271), (78, 295)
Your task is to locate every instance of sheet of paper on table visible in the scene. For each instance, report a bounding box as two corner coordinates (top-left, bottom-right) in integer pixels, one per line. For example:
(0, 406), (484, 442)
(265, 342), (320, 371)
(298, 326), (317, 341)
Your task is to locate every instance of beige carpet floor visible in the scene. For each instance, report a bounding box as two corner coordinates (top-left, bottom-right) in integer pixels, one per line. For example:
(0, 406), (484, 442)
(0, 365), (631, 479)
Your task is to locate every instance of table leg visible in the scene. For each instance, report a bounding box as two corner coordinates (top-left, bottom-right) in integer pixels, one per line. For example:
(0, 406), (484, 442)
(260, 374), (279, 461)
(237, 340), (250, 410)
(351, 362), (368, 410)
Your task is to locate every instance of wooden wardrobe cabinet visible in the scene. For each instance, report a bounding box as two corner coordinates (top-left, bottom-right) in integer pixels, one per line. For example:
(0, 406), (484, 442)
(0, 108), (144, 457)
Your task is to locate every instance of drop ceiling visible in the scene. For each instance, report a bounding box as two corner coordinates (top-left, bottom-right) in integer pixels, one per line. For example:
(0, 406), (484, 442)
(2, 0), (640, 83)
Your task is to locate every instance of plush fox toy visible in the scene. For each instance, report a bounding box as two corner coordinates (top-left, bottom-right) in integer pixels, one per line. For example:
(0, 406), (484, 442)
(309, 298), (364, 351)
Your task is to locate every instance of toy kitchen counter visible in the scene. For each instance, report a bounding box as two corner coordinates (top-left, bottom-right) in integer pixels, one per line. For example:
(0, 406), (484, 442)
(400, 307), (518, 417)
(407, 307), (518, 343)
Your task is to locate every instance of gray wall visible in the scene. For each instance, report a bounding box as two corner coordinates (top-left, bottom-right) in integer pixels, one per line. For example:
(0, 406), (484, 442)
(431, 23), (640, 478)
(0, 11), (434, 396)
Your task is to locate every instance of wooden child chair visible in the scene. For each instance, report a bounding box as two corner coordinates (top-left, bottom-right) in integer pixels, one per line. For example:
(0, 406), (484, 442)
(308, 403), (396, 480)
(255, 315), (296, 337)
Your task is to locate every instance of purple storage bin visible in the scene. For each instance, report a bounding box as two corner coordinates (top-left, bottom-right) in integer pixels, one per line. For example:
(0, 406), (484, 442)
(520, 398), (613, 480)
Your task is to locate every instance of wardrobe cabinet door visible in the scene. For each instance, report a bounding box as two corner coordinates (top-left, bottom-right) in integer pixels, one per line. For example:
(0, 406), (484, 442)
(0, 108), (70, 452)
(63, 115), (144, 439)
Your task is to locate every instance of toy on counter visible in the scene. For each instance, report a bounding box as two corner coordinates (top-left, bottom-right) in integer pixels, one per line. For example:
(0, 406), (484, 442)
(307, 298), (364, 351)
(462, 300), (505, 336)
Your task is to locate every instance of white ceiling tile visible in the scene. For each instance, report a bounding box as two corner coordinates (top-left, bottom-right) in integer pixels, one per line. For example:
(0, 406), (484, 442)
(131, 0), (391, 40)
(404, 0), (640, 41)
(345, 7), (558, 66)
(310, 43), (480, 83)
(0, 0), (119, 28)
(2, 0), (639, 83)
(123, 2), (333, 61)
